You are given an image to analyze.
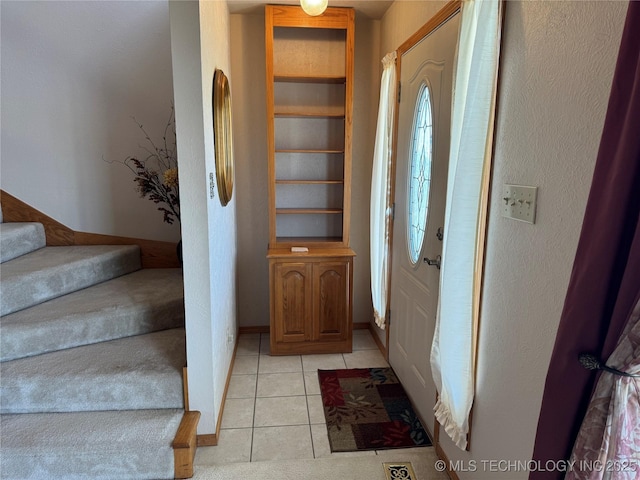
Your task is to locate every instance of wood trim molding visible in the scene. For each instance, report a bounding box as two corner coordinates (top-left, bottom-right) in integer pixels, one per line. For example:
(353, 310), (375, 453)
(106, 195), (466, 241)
(1, 190), (75, 245)
(238, 325), (270, 334)
(196, 329), (240, 447)
(75, 231), (180, 269)
(434, 422), (461, 480)
(1, 190), (179, 268)
(182, 367), (190, 412)
(196, 434), (217, 448)
(242, 324), (369, 334)
(368, 322), (388, 359)
(268, 5), (353, 29)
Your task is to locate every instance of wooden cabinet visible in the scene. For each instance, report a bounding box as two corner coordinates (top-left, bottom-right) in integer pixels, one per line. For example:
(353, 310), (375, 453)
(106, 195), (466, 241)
(266, 5), (355, 355)
(269, 249), (354, 355)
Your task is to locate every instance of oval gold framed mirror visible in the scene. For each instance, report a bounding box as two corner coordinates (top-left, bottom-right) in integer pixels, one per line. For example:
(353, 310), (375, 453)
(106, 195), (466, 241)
(213, 68), (234, 206)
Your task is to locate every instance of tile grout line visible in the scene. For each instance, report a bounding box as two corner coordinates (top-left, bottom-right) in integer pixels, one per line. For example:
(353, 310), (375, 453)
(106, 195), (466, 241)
(307, 367), (316, 458)
(249, 345), (259, 463)
(305, 391), (317, 459)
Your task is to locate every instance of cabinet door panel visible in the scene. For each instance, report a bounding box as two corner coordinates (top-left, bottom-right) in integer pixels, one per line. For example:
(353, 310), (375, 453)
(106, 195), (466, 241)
(274, 263), (312, 342)
(313, 261), (348, 341)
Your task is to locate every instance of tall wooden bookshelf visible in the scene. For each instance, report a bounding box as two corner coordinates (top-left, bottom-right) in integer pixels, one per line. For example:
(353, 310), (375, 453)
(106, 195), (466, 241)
(265, 5), (355, 355)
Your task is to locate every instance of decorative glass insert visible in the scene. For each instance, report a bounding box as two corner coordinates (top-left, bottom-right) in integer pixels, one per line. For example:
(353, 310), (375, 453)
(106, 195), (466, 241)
(407, 83), (434, 265)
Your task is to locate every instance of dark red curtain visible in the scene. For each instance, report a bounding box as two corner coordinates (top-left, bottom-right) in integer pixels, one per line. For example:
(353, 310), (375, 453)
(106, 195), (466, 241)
(530, 2), (640, 479)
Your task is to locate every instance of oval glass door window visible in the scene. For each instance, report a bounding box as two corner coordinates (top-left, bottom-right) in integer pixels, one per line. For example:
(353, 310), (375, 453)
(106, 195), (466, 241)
(407, 83), (433, 265)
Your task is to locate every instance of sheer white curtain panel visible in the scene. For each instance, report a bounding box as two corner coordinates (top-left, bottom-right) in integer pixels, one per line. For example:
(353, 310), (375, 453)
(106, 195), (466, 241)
(430, 0), (501, 450)
(370, 51), (397, 329)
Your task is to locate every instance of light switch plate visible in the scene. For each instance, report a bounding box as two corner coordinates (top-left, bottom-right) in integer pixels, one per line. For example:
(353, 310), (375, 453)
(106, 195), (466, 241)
(502, 185), (537, 224)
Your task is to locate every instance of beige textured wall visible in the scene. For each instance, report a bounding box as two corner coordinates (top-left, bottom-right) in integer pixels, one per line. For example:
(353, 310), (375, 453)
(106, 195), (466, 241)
(230, 13), (270, 327)
(380, 0), (627, 477)
(231, 11), (380, 328)
(1, 1), (178, 241)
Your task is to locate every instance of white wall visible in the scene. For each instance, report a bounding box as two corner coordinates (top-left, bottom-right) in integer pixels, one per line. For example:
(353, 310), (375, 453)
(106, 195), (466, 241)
(230, 9), (379, 328)
(169, 0), (237, 435)
(380, 1), (627, 478)
(1, 0), (179, 242)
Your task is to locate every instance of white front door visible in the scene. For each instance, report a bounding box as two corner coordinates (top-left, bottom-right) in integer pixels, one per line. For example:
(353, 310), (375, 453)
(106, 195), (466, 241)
(389, 12), (459, 436)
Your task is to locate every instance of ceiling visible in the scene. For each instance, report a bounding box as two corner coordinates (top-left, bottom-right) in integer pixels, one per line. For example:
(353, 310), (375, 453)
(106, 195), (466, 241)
(227, 0), (395, 19)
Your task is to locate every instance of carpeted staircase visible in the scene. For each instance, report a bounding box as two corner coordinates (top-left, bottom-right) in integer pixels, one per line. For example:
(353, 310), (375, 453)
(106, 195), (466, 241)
(0, 209), (189, 479)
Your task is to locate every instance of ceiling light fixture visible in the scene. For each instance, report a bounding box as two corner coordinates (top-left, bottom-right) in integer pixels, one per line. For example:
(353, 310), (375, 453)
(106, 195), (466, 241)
(300, 0), (328, 16)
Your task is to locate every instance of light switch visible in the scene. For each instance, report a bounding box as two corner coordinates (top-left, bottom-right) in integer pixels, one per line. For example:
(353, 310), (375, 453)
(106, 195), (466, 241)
(502, 184), (537, 224)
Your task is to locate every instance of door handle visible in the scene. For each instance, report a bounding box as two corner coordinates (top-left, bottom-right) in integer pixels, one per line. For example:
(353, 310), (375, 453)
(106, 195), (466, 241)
(423, 255), (441, 269)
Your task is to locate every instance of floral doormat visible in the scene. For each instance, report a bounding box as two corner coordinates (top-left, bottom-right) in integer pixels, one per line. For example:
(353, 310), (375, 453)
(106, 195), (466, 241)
(318, 367), (431, 452)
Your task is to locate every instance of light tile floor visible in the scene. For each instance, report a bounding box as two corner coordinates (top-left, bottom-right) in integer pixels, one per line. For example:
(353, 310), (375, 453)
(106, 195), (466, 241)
(195, 329), (431, 466)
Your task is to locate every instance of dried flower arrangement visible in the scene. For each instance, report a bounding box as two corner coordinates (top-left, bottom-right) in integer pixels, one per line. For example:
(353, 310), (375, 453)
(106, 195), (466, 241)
(108, 107), (180, 225)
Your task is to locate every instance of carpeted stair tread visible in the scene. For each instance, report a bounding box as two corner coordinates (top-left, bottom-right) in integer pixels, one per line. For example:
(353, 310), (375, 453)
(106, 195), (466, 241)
(0, 408), (183, 480)
(0, 244), (141, 316)
(1, 328), (185, 414)
(0, 222), (46, 263)
(0, 268), (185, 362)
